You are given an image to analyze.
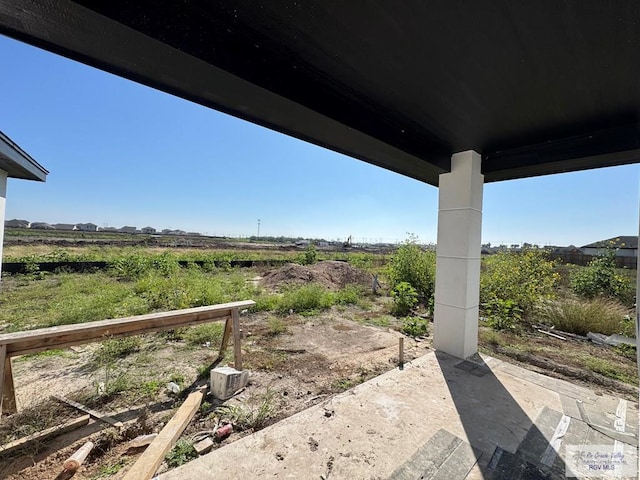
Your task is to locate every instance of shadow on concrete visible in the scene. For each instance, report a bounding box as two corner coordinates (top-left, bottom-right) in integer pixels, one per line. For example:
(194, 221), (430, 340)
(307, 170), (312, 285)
(435, 351), (566, 479)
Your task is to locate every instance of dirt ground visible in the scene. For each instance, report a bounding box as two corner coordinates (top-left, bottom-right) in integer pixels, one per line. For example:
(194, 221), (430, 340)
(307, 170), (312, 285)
(0, 305), (429, 480)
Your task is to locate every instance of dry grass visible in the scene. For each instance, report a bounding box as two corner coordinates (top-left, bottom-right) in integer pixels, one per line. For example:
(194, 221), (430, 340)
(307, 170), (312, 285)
(536, 297), (633, 336)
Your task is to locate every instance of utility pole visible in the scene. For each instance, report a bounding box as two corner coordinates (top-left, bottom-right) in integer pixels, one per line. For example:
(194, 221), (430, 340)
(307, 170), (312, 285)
(257, 219), (261, 239)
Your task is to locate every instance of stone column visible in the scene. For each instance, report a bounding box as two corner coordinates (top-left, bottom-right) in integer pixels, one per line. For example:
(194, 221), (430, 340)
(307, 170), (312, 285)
(433, 150), (483, 358)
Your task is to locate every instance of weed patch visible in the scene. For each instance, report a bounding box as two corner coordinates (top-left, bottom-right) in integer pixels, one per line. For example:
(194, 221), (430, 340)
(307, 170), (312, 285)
(401, 316), (429, 337)
(267, 316), (287, 336)
(165, 439), (197, 468)
(215, 389), (277, 431)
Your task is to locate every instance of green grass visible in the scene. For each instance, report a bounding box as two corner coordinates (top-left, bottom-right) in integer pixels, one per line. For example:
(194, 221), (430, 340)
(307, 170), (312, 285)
(90, 459), (129, 479)
(16, 348), (76, 361)
(583, 357), (636, 384)
(0, 269), (261, 332)
(536, 297), (632, 336)
(4, 241), (389, 265)
(177, 323), (225, 346)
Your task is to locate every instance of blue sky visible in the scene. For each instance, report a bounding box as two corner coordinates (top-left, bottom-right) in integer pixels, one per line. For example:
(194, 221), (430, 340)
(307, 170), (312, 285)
(1, 35), (638, 246)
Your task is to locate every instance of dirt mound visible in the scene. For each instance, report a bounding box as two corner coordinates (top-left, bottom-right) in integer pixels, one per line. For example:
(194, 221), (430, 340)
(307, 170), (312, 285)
(261, 261), (372, 291)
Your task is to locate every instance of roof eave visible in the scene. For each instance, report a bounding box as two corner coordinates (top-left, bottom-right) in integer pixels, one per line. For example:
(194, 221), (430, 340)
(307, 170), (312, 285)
(0, 131), (48, 182)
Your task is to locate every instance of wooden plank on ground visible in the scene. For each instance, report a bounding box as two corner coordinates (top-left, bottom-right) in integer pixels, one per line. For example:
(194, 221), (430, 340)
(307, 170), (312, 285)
(123, 389), (204, 480)
(52, 395), (123, 428)
(0, 415), (90, 456)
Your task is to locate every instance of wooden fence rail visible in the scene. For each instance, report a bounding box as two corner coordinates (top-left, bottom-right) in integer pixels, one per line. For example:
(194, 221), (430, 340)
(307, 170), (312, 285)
(0, 300), (254, 416)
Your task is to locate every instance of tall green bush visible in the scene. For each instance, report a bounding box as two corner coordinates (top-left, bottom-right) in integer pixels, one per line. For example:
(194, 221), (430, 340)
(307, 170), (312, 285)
(391, 282), (418, 316)
(570, 249), (634, 306)
(386, 236), (436, 306)
(480, 250), (558, 325)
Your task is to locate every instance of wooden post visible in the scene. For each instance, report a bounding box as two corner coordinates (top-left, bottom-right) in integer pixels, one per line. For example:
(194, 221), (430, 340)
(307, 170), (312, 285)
(399, 337), (404, 370)
(0, 345), (16, 415)
(0, 344), (5, 416)
(231, 308), (242, 370)
(218, 316), (232, 360)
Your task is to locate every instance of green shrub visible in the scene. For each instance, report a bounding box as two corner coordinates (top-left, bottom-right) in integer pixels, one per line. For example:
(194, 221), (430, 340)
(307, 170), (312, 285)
(386, 236), (436, 306)
(253, 294), (280, 312)
(401, 316), (429, 337)
(298, 243), (318, 265)
(391, 282), (418, 316)
(347, 253), (374, 271)
(571, 249), (634, 305)
(109, 252), (179, 280)
(276, 284), (333, 314)
(483, 298), (522, 331)
(537, 298), (632, 336)
(480, 250), (558, 321)
(333, 284), (362, 306)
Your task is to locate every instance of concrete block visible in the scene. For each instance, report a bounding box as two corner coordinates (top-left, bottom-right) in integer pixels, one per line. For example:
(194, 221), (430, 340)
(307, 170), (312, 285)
(210, 367), (249, 400)
(194, 437), (214, 455)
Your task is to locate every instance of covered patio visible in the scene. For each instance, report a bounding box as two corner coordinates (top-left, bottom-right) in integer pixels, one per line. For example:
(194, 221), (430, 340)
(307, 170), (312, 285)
(0, 1), (638, 478)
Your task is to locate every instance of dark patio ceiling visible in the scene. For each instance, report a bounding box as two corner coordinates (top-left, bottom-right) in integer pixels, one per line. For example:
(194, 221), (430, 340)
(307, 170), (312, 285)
(1, 1), (639, 186)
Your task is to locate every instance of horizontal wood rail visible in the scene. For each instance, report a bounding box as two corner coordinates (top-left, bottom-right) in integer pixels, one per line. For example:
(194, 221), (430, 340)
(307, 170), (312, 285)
(0, 300), (254, 416)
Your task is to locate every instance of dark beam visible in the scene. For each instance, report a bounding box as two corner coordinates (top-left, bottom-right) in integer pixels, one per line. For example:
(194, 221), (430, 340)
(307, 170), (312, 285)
(483, 126), (640, 182)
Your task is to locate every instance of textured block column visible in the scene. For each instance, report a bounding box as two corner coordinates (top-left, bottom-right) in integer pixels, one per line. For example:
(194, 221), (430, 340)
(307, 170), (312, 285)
(0, 170), (6, 280)
(433, 151), (483, 358)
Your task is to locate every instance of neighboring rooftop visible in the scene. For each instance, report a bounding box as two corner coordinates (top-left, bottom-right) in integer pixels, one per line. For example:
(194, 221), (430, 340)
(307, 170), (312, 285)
(582, 236), (639, 250)
(0, 130), (48, 181)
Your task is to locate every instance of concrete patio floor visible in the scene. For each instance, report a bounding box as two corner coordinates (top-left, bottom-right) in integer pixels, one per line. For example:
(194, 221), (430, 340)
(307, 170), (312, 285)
(159, 352), (639, 480)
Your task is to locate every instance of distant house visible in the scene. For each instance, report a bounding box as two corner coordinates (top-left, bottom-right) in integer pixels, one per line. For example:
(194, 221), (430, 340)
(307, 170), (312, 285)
(119, 226), (137, 234)
(30, 222), (55, 230)
(4, 219), (29, 228)
(53, 223), (76, 231)
(75, 222), (98, 232)
(99, 226), (117, 232)
(581, 236), (638, 258)
(187, 231), (201, 236)
(141, 226), (156, 234)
